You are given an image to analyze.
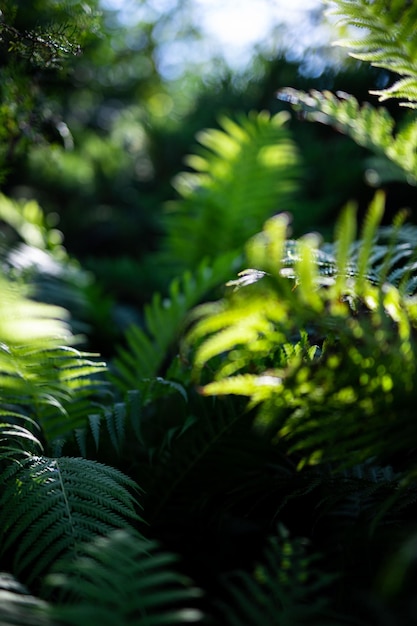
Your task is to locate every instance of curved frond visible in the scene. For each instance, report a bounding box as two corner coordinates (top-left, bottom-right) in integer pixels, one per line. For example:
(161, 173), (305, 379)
(277, 89), (417, 183)
(0, 250), (107, 453)
(47, 529), (203, 625)
(0, 456), (142, 584)
(162, 111), (300, 270)
(0, 421), (43, 459)
(188, 200), (417, 474)
(327, 0), (417, 107)
(74, 379), (189, 457)
(0, 342), (107, 447)
(217, 530), (335, 626)
(112, 253), (238, 391)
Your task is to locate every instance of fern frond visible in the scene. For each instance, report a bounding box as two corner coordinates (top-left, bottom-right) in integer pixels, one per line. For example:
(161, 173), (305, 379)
(47, 529), (203, 625)
(0, 343), (107, 446)
(73, 378), (189, 457)
(0, 456), (142, 584)
(141, 389), (291, 543)
(163, 110), (300, 270)
(356, 190), (385, 291)
(112, 112), (298, 393)
(112, 252), (238, 391)
(0, 272), (108, 453)
(327, 0), (417, 106)
(188, 202), (417, 473)
(33, 347), (107, 442)
(334, 202), (357, 295)
(145, 397), (245, 523)
(217, 529), (335, 626)
(89, 389), (146, 455)
(277, 89), (417, 183)
(0, 279), (69, 347)
(0, 421), (43, 459)
(189, 291), (291, 381)
(371, 76), (417, 108)
(0, 256), (107, 450)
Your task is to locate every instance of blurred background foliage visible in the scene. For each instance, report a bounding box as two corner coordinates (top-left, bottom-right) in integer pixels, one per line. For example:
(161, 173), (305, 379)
(1, 0), (416, 356)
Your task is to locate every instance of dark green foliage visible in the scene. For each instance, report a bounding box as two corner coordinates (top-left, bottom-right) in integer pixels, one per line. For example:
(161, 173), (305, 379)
(0, 0), (101, 172)
(184, 190), (417, 622)
(217, 530), (336, 626)
(0, 456), (142, 584)
(47, 530), (203, 625)
(144, 396), (260, 525)
(188, 195), (417, 473)
(0, 18), (81, 69)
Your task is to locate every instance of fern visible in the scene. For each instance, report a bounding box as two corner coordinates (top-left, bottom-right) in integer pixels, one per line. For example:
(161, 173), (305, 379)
(327, 0), (417, 107)
(162, 110), (300, 270)
(0, 340), (107, 449)
(223, 200), (417, 297)
(315, 461), (397, 523)
(217, 529), (336, 626)
(0, 456), (142, 585)
(0, 236), (108, 451)
(0, 197), (109, 450)
(0, 421), (43, 460)
(112, 252), (238, 392)
(0, 193), (98, 335)
(278, 89), (417, 184)
(188, 200), (417, 473)
(47, 529), (203, 625)
(277, 1), (417, 186)
(145, 396), (265, 524)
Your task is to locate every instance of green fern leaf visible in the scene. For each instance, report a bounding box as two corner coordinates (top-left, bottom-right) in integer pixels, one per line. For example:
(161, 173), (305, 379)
(47, 530), (203, 625)
(327, 0), (417, 106)
(112, 253), (238, 391)
(370, 76), (417, 107)
(69, 382), (186, 457)
(0, 422), (43, 459)
(0, 456), (142, 584)
(356, 190), (385, 291)
(188, 201), (417, 473)
(218, 530), (335, 626)
(277, 89), (417, 183)
(144, 393), (280, 528)
(334, 201), (357, 294)
(0, 344), (107, 444)
(162, 111), (300, 270)
(0, 266), (107, 454)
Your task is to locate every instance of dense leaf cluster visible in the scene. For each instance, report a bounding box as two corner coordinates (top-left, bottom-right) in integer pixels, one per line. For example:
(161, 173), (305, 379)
(2, 0), (417, 625)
